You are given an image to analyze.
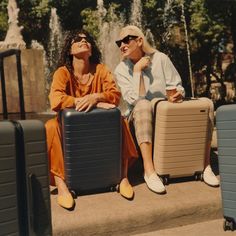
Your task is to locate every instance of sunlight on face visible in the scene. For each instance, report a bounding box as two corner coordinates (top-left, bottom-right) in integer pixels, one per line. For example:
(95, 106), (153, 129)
(70, 33), (92, 57)
(118, 29), (141, 59)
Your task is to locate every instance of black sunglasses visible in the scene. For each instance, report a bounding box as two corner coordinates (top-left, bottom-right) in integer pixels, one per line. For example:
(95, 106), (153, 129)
(72, 36), (89, 44)
(115, 35), (138, 47)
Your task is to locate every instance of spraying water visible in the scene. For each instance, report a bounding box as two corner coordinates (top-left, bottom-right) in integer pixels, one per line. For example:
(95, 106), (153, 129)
(162, 0), (174, 45)
(97, 0), (124, 72)
(48, 8), (63, 73)
(130, 0), (142, 29)
(130, 0), (155, 48)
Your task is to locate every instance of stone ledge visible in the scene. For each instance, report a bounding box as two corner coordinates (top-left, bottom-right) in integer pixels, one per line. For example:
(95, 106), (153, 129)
(51, 164), (222, 236)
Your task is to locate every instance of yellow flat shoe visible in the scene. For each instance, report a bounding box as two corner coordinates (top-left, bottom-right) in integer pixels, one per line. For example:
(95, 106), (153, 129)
(119, 179), (134, 200)
(57, 193), (75, 209)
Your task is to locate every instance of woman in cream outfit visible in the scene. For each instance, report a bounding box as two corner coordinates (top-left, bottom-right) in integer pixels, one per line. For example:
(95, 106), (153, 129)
(114, 25), (219, 194)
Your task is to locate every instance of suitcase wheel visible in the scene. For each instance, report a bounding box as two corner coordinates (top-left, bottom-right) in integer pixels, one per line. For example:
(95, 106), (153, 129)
(110, 185), (118, 192)
(160, 175), (169, 185)
(224, 219), (234, 231)
(70, 189), (78, 198)
(194, 172), (203, 181)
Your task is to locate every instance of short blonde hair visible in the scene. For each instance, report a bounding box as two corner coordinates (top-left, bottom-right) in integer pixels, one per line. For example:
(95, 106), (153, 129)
(120, 25), (156, 54)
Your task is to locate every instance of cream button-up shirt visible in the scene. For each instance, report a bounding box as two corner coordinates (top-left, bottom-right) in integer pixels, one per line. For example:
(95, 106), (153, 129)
(114, 50), (185, 115)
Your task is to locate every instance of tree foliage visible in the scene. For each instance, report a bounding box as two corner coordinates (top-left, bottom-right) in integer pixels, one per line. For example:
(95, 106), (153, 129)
(14, 0), (50, 47)
(52, 0), (96, 31)
(0, 0), (235, 100)
(0, 0), (9, 40)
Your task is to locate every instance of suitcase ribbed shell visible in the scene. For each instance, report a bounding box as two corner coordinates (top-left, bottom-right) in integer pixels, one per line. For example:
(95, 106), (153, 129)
(60, 108), (122, 193)
(153, 99), (209, 178)
(216, 104), (236, 229)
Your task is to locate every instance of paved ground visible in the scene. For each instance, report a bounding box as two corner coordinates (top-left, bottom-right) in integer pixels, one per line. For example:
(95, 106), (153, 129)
(51, 175), (222, 236)
(135, 219), (236, 236)
(51, 148), (224, 236)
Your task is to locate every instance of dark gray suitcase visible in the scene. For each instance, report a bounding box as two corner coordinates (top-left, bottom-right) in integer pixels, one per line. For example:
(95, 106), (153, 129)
(216, 104), (236, 231)
(0, 121), (20, 236)
(0, 120), (52, 236)
(60, 108), (122, 194)
(14, 120), (52, 236)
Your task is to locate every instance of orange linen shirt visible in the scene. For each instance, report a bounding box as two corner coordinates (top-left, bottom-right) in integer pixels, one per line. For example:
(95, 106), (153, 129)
(49, 64), (121, 111)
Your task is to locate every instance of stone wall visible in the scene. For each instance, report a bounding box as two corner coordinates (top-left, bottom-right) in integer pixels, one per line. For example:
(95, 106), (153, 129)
(0, 49), (47, 113)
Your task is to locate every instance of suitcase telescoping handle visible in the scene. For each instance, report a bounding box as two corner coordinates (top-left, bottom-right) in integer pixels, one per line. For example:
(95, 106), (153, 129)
(0, 49), (25, 119)
(28, 173), (36, 235)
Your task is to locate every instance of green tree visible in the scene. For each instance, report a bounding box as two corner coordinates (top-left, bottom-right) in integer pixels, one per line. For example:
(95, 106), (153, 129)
(52, 0), (96, 31)
(0, 0), (8, 40)
(142, 0), (193, 95)
(205, 0), (236, 60)
(18, 0), (51, 48)
(81, 1), (130, 40)
(187, 0), (232, 99)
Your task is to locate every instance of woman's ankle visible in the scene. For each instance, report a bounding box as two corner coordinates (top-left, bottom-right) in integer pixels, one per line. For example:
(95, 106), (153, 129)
(54, 176), (70, 196)
(120, 177), (130, 186)
(143, 167), (155, 177)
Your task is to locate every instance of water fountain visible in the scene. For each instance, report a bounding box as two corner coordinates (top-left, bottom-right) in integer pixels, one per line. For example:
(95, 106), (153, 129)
(162, 0), (174, 46)
(97, 0), (124, 72)
(0, 0), (26, 49)
(97, 0), (107, 22)
(48, 8), (63, 73)
(0, 0), (46, 116)
(130, 0), (142, 29)
(96, 0), (155, 112)
(97, 0), (155, 71)
(129, 0), (155, 48)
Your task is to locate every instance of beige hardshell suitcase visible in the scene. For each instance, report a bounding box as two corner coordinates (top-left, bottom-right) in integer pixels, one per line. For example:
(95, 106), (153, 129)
(152, 98), (209, 184)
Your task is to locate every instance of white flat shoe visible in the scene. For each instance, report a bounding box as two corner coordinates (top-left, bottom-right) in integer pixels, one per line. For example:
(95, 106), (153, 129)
(203, 165), (220, 187)
(144, 172), (166, 194)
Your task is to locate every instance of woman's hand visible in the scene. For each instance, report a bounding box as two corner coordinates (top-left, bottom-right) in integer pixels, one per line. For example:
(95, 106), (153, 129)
(133, 56), (151, 72)
(168, 91), (183, 103)
(75, 94), (99, 112)
(96, 102), (116, 109)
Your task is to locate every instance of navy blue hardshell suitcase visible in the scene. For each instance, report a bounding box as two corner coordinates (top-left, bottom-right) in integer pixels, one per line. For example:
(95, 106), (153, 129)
(216, 104), (236, 231)
(0, 120), (52, 236)
(60, 108), (122, 194)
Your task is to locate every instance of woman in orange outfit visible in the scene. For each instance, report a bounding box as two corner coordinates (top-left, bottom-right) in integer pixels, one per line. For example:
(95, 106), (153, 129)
(45, 29), (138, 210)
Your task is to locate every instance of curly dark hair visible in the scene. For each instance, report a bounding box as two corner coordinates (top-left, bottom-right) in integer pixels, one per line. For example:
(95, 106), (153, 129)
(57, 29), (101, 74)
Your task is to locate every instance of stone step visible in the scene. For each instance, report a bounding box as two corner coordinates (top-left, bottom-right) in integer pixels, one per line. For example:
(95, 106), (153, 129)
(51, 157), (222, 236)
